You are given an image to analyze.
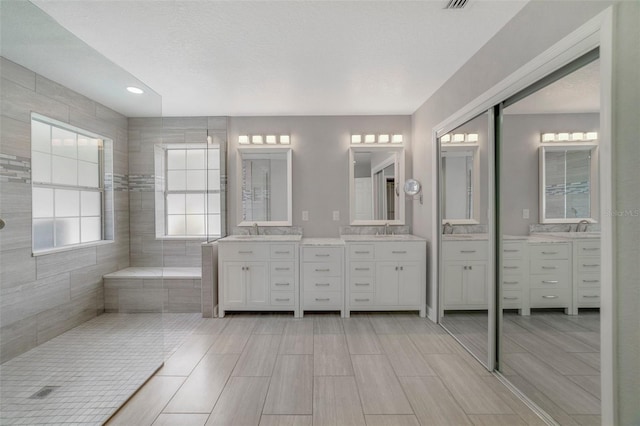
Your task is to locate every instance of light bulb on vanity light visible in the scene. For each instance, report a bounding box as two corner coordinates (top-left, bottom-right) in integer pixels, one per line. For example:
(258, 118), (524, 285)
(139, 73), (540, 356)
(265, 135), (277, 144)
(392, 134), (403, 144)
(238, 135), (250, 144)
(585, 132), (598, 140)
(557, 132), (570, 141)
(378, 134), (390, 143)
(541, 133), (556, 142)
(251, 135), (264, 144)
(364, 134), (376, 144)
(440, 134), (451, 143)
(279, 135), (290, 144)
(452, 133), (465, 143)
(351, 134), (362, 144)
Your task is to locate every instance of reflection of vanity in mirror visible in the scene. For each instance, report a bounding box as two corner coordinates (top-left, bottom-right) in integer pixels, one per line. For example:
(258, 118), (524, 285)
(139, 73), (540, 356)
(441, 145), (480, 224)
(349, 146), (405, 225)
(237, 147), (292, 226)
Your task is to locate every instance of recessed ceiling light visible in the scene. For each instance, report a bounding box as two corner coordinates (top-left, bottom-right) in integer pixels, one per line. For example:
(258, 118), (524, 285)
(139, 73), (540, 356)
(126, 86), (144, 94)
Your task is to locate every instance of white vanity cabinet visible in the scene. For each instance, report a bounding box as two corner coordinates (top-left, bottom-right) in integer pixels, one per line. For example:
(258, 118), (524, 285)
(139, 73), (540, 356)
(300, 240), (344, 316)
(218, 240), (300, 317)
(442, 240), (489, 311)
(501, 241), (529, 315)
(345, 239), (426, 317)
(573, 239), (601, 312)
(528, 242), (571, 312)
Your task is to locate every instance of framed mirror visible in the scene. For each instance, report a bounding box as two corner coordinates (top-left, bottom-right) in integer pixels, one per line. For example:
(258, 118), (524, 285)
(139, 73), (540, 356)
(349, 146), (405, 225)
(441, 145), (480, 224)
(539, 144), (598, 223)
(237, 147), (292, 226)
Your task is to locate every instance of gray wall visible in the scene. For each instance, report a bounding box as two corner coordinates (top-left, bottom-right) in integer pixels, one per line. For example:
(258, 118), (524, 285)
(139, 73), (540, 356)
(128, 117), (227, 267)
(612, 2), (640, 424)
(502, 113), (599, 235)
(227, 115), (411, 237)
(412, 0), (639, 422)
(0, 57), (130, 362)
(411, 0), (611, 313)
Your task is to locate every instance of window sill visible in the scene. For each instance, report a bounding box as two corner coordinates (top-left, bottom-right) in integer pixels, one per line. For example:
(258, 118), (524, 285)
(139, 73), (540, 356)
(155, 236), (215, 241)
(32, 240), (114, 257)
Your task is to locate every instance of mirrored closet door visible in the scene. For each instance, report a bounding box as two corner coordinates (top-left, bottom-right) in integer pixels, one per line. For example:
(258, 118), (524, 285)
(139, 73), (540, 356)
(497, 50), (602, 425)
(438, 110), (495, 369)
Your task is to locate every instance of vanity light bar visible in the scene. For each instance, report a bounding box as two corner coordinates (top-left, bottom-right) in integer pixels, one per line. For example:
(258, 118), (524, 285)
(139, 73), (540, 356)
(350, 134), (404, 144)
(238, 134), (291, 145)
(540, 132), (598, 142)
(440, 133), (479, 144)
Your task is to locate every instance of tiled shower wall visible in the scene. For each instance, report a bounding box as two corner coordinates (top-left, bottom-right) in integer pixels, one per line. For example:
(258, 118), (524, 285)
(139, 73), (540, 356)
(0, 58), (130, 362)
(128, 117), (227, 268)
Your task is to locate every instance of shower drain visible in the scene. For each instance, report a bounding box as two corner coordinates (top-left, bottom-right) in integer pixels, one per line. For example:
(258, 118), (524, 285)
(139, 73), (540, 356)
(29, 386), (60, 399)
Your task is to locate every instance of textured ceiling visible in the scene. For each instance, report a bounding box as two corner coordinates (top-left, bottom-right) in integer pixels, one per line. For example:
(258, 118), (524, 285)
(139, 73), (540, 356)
(27, 0), (529, 117)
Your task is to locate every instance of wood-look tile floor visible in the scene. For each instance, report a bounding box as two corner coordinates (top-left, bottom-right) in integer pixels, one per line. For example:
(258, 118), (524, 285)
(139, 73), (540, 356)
(441, 310), (601, 426)
(107, 312), (544, 426)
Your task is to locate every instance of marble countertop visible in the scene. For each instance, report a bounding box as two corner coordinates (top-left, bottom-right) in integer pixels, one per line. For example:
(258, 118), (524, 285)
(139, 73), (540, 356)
(531, 232), (601, 240)
(301, 238), (345, 246)
(340, 234), (426, 242)
(219, 235), (302, 242)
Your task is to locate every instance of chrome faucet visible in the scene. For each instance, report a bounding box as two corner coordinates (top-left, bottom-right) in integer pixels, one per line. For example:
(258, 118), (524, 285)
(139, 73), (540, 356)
(576, 220), (590, 232)
(384, 223), (390, 235)
(443, 222), (453, 235)
(252, 223), (259, 236)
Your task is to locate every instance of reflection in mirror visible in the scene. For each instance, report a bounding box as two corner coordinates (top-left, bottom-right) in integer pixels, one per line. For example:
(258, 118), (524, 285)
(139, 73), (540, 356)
(541, 145), (597, 222)
(438, 110), (492, 370)
(239, 148), (292, 225)
(442, 147), (478, 222)
(350, 147), (404, 225)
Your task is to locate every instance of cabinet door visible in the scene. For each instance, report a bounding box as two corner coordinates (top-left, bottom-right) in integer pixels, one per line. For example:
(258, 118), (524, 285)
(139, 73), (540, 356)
(443, 263), (465, 306)
(465, 261), (488, 306)
(246, 262), (269, 306)
(224, 262), (246, 306)
(376, 262), (399, 305)
(398, 262), (421, 305)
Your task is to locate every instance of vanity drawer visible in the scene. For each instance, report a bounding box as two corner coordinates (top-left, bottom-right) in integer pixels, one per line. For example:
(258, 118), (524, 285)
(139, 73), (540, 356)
(529, 275), (570, 289)
(502, 277), (525, 290)
(375, 242), (423, 261)
(270, 262), (295, 276)
(271, 292), (295, 306)
(349, 262), (375, 277)
(349, 244), (375, 259)
(502, 259), (525, 275)
(442, 241), (488, 261)
(303, 276), (342, 292)
(304, 291), (342, 308)
(577, 241), (600, 256)
(578, 288), (600, 305)
(350, 293), (375, 306)
(577, 273), (601, 288)
(303, 262), (341, 278)
(271, 277), (294, 291)
(349, 277), (375, 293)
(270, 244), (296, 259)
(530, 288), (571, 308)
(529, 244), (570, 260)
(221, 243), (269, 260)
(502, 290), (523, 308)
(303, 247), (342, 262)
(578, 259), (601, 273)
(503, 242), (525, 259)
(530, 259), (570, 275)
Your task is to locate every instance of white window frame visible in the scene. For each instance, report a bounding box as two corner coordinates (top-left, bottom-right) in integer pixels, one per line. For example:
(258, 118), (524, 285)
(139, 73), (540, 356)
(155, 143), (222, 240)
(30, 113), (113, 256)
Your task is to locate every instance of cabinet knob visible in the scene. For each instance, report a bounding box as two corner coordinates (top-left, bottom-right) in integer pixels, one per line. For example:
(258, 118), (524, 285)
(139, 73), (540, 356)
(468, 266), (472, 270)
(0, 218), (5, 230)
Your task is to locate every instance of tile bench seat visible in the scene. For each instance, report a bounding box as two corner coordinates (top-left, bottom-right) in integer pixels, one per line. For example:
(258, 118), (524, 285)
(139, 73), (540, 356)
(104, 267), (202, 313)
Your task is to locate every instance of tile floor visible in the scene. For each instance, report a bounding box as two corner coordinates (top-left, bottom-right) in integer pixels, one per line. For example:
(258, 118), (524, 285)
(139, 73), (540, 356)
(0, 313), (204, 425)
(107, 312), (546, 426)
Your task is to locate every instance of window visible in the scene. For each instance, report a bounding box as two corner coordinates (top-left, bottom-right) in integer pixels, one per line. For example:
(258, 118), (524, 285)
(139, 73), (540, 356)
(31, 114), (113, 253)
(156, 144), (222, 238)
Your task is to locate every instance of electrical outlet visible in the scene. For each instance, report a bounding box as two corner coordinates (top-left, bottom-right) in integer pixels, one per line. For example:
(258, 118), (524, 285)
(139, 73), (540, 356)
(523, 209), (530, 219)
(302, 210), (309, 221)
(332, 210), (340, 221)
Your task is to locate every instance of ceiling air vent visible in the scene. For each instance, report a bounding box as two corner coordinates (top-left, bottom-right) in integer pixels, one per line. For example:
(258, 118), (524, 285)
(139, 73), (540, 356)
(445, 0), (469, 9)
